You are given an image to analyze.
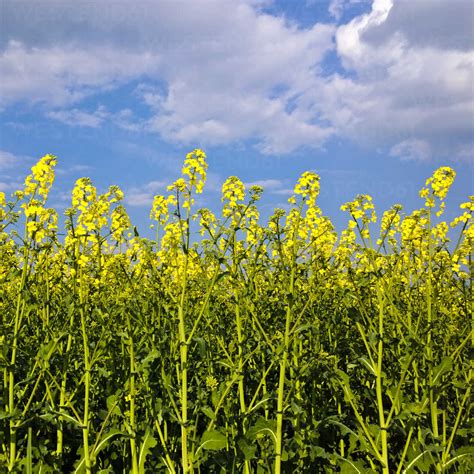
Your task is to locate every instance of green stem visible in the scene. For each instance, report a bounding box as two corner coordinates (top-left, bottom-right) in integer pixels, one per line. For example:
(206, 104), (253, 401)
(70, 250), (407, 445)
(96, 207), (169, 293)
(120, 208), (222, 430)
(427, 208), (439, 438)
(79, 273), (92, 473)
(274, 262), (295, 474)
(126, 312), (139, 474)
(235, 302), (251, 474)
(178, 191), (191, 473)
(57, 313), (74, 458)
(8, 247), (29, 471)
(376, 290), (389, 474)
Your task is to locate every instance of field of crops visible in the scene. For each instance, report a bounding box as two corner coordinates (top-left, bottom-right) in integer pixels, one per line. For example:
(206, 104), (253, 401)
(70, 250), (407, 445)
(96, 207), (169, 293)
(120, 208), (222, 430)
(1, 150), (472, 473)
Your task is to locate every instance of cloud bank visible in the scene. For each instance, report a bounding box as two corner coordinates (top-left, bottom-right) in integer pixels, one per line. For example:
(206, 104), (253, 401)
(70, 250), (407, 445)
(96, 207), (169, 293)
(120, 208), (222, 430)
(0, 0), (472, 160)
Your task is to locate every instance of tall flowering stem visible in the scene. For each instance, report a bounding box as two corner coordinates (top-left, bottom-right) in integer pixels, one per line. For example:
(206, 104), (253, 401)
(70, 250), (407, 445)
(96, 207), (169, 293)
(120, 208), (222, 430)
(7, 155), (56, 471)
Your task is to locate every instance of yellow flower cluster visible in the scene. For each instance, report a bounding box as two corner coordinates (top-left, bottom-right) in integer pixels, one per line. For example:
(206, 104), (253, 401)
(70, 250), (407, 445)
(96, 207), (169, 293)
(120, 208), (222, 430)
(221, 176), (245, 218)
(72, 178), (97, 214)
(377, 204), (402, 247)
(419, 166), (456, 214)
(198, 208), (217, 236)
(450, 196), (473, 227)
(111, 205), (131, 243)
(341, 195), (376, 224)
(22, 201), (58, 243)
(17, 156), (59, 243)
(5, 154), (471, 315)
(150, 194), (176, 225)
(24, 154), (57, 199)
(70, 180), (124, 238)
(245, 205), (263, 247)
(0, 192), (6, 223)
(181, 149), (208, 194)
(289, 171), (320, 207)
(205, 375), (218, 391)
(400, 209), (428, 243)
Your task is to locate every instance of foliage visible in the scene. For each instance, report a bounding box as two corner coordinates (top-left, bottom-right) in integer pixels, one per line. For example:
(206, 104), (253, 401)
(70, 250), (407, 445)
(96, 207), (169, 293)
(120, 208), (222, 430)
(0, 151), (472, 473)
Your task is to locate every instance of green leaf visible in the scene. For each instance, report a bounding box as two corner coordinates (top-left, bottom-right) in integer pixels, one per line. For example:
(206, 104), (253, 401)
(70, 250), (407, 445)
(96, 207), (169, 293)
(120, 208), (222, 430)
(432, 357), (453, 385)
(237, 437), (257, 460)
(106, 393), (122, 416)
(196, 430), (227, 454)
(339, 458), (370, 473)
(74, 429), (125, 473)
(140, 349), (161, 369)
(51, 410), (82, 428)
(92, 428), (123, 458)
(192, 337), (207, 357)
(358, 356), (377, 376)
(138, 428), (157, 472)
(247, 418), (277, 446)
(201, 405), (216, 421)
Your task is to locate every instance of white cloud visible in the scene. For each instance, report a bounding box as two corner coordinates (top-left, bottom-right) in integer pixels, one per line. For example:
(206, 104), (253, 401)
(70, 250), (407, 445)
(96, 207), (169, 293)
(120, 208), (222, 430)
(125, 180), (167, 207)
(0, 151), (23, 192)
(47, 106), (109, 128)
(0, 0), (335, 155)
(389, 139), (431, 162)
(56, 164), (93, 176)
(315, 0), (474, 161)
(0, 150), (18, 168)
(0, 180), (22, 193)
(0, 0), (472, 160)
(328, 0), (346, 21)
(47, 105), (141, 131)
(245, 178), (293, 195)
(0, 41), (158, 107)
(246, 179), (283, 189)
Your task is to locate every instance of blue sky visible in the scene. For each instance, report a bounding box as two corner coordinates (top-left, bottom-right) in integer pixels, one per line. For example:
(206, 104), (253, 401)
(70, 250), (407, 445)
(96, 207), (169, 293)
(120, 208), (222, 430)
(0, 0), (472, 235)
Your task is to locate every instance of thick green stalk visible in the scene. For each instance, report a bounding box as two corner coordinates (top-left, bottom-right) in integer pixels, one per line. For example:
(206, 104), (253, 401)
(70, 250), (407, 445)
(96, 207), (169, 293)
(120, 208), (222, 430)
(274, 263), (295, 474)
(79, 275), (92, 473)
(376, 289), (389, 474)
(8, 246), (29, 471)
(231, 232), (251, 474)
(426, 208), (439, 438)
(177, 192), (191, 473)
(235, 302), (251, 474)
(126, 312), (139, 474)
(57, 314), (74, 457)
(178, 284), (189, 472)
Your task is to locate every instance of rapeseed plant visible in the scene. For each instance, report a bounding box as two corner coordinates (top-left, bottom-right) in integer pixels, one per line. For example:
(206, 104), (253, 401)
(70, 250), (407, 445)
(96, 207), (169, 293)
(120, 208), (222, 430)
(0, 153), (471, 473)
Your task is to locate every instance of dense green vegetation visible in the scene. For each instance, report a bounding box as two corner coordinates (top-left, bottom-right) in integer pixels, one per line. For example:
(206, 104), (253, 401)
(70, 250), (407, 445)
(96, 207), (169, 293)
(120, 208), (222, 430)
(1, 151), (472, 472)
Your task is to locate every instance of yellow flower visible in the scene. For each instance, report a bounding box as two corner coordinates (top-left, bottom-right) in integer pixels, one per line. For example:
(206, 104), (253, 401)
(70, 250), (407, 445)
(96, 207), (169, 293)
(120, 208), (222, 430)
(111, 205), (131, 242)
(181, 149), (208, 193)
(222, 176), (245, 223)
(205, 375), (218, 391)
(420, 166), (456, 211)
(292, 171), (320, 207)
(24, 154), (57, 200)
(167, 178), (187, 192)
(150, 194), (175, 225)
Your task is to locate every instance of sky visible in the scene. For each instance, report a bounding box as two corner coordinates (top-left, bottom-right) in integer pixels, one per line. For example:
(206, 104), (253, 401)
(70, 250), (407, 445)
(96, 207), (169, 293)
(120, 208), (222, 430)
(0, 0), (473, 235)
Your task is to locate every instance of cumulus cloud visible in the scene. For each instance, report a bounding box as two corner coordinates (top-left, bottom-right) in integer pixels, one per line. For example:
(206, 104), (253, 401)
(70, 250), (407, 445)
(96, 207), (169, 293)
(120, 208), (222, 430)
(125, 180), (167, 207)
(47, 106), (110, 128)
(0, 0), (335, 154)
(245, 178), (293, 195)
(0, 150), (18, 169)
(0, 150), (25, 193)
(389, 139), (431, 162)
(0, 41), (158, 107)
(47, 105), (141, 131)
(0, 0), (472, 160)
(314, 0), (473, 161)
(328, 0), (346, 21)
